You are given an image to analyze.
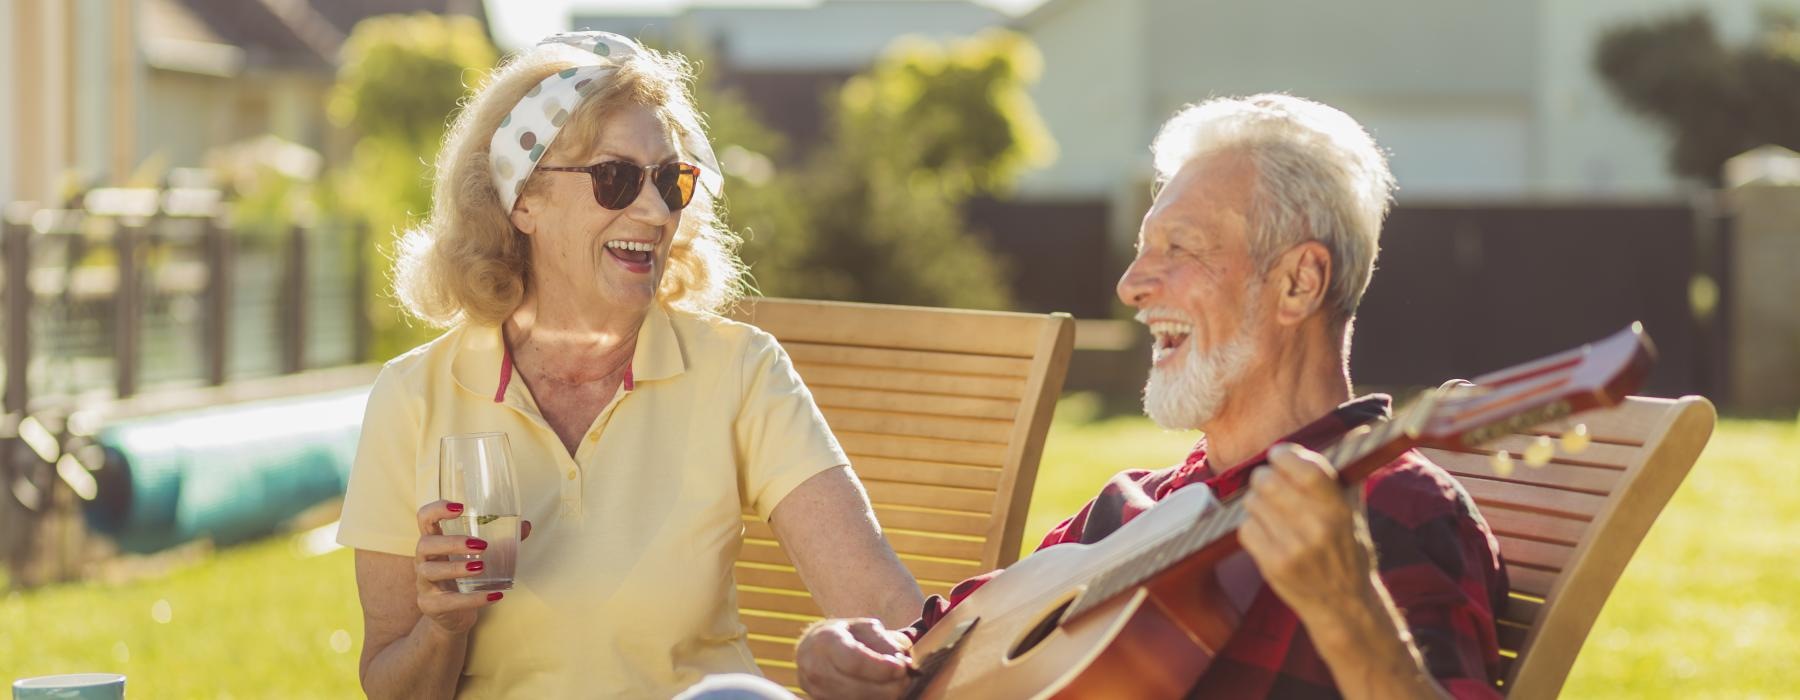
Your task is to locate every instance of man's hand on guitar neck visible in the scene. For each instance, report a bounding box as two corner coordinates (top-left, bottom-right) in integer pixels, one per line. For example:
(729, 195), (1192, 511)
(1240, 443), (1453, 700)
(795, 617), (913, 699)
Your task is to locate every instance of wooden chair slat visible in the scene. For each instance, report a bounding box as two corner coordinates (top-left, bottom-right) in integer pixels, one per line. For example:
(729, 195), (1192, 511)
(839, 432), (1009, 468)
(862, 479), (997, 512)
(1497, 621), (1529, 652)
(739, 611), (814, 639)
(884, 532), (985, 561)
(820, 406), (1014, 444)
(1501, 594), (1544, 627)
(783, 342), (1034, 378)
(1429, 450), (1625, 493)
(745, 519), (986, 561)
(894, 554), (992, 584)
(729, 299), (1053, 357)
(1494, 534), (1576, 573)
(851, 457), (1004, 491)
(1457, 434), (1640, 470)
(749, 637), (799, 664)
(1516, 397), (1675, 447)
(794, 363), (1028, 400)
(1505, 563), (1559, 598)
(735, 563), (954, 601)
(811, 385), (1019, 421)
(1458, 476), (1611, 521)
(728, 299), (1076, 685)
(869, 505), (992, 536)
(738, 589), (825, 617)
(1465, 502), (1591, 546)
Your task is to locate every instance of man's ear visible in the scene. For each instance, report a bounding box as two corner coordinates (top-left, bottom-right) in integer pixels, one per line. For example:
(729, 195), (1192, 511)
(1274, 241), (1331, 325)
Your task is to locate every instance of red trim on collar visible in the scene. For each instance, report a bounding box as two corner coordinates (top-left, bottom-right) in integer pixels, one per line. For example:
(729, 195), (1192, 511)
(495, 340), (634, 401)
(495, 341), (514, 404)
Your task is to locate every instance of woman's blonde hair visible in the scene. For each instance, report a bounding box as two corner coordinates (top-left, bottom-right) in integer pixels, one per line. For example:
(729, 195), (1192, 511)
(394, 41), (744, 327)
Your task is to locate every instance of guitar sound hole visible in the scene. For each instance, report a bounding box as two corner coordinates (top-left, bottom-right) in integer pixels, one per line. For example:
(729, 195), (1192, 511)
(1008, 599), (1073, 661)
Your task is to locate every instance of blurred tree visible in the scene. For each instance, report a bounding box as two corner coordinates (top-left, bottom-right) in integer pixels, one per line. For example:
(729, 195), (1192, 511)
(714, 29), (1055, 309)
(1596, 10), (1800, 182)
(326, 13), (496, 358)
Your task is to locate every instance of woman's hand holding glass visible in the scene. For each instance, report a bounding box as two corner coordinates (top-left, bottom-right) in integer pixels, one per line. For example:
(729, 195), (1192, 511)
(410, 500), (532, 635)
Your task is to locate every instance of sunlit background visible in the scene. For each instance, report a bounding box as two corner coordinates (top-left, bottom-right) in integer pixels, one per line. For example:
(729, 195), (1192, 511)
(2, 0), (1798, 696)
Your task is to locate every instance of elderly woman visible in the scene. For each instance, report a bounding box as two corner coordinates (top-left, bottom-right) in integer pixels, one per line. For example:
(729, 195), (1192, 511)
(336, 32), (922, 698)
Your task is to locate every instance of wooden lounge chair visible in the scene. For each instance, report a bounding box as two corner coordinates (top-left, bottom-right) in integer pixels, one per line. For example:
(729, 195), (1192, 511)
(730, 297), (1711, 697)
(1419, 394), (1716, 697)
(728, 298), (1077, 689)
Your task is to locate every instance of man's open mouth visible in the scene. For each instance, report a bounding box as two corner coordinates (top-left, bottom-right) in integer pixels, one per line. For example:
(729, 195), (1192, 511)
(1148, 320), (1192, 365)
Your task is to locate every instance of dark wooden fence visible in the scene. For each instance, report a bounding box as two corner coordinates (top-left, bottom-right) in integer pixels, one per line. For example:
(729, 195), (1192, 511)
(978, 197), (1730, 409)
(1352, 200), (1728, 401)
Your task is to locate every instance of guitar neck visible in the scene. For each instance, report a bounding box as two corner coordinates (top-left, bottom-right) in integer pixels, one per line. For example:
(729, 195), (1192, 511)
(1063, 401), (1431, 621)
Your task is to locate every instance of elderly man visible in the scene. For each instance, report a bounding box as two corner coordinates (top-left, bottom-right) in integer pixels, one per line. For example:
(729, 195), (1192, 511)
(796, 93), (1507, 699)
(694, 94), (1508, 700)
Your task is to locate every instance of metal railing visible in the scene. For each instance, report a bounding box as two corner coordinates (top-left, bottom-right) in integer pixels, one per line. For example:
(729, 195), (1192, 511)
(1, 186), (371, 587)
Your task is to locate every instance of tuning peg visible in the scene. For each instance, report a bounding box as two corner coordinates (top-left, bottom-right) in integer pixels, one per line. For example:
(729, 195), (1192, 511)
(1524, 436), (1555, 468)
(1561, 424), (1591, 454)
(1490, 450), (1516, 477)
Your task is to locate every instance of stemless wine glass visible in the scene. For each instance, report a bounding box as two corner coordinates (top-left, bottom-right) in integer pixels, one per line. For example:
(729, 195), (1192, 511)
(438, 433), (522, 593)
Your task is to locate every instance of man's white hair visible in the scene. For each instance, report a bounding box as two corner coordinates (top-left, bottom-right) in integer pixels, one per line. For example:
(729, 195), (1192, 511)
(1150, 94), (1396, 321)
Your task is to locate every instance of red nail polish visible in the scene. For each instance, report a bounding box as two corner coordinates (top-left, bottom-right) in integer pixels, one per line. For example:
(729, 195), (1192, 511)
(467, 538), (488, 550)
(447, 502), (464, 514)
(466, 561), (484, 572)
(487, 592), (504, 602)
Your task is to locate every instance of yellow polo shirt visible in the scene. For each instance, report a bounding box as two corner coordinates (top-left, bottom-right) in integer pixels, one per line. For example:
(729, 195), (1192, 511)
(337, 303), (848, 698)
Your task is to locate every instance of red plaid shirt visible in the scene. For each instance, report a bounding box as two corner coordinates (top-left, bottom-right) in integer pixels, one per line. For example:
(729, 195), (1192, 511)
(907, 396), (1508, 699)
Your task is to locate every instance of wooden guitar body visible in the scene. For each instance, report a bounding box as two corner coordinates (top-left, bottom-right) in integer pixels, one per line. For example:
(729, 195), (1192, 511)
(908, 484), (1259, 699)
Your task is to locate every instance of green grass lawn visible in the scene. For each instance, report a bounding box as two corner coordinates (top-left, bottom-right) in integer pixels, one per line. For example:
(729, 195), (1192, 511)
(3, 405), (1796, 697)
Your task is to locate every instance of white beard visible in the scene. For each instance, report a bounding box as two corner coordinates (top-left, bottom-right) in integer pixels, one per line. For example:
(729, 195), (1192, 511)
(1143, 317), (1258, 431)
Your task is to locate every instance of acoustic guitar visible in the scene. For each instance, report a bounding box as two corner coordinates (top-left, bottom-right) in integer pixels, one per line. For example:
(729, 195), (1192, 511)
(902, 324), (1656, 699)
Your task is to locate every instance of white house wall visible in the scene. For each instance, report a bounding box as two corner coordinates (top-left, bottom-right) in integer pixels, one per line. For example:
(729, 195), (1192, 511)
(1017, 0), (1800, 215)
(1142, 0), (1539, 200)
(1, 0), (15, 209)
(1140, 0), (1537, 104)
(141, 70), (239, 170)
(574, 1), (1006, 72)
(72, 0), (119, 183)
(1013, 0), (1148, 200)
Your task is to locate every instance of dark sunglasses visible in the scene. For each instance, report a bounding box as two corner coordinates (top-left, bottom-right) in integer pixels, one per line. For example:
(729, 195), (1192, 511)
(536, 160), (701, 211)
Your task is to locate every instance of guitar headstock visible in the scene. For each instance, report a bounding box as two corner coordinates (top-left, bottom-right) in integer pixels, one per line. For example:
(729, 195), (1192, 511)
(1400, 323), (1656, 452)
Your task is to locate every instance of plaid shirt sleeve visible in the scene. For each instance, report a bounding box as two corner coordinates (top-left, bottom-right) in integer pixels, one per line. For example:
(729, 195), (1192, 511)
(1361, 453), (1509, 699)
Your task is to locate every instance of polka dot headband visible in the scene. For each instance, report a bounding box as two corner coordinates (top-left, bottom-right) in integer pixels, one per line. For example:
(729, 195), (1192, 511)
(489, 31), (723, 212)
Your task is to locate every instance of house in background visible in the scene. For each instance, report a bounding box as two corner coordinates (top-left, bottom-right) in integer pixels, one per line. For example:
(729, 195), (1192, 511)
(573, 0), (1005, 151)
(1015, 0), (1799, 250)
(1, 0), (488, 210)
(577, 0), (1797, 247)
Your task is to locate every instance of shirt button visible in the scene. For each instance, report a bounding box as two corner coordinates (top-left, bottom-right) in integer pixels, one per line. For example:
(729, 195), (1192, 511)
(566, 470), (577, 481)
(586, 432), (599, 443)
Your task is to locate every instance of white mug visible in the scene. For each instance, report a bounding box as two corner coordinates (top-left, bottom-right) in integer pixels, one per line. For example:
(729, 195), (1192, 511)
(12, 673), (125, 700)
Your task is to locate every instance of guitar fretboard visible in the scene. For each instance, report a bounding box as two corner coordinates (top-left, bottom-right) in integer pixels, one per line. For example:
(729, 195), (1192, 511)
(1062, 396), (1434, 621)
